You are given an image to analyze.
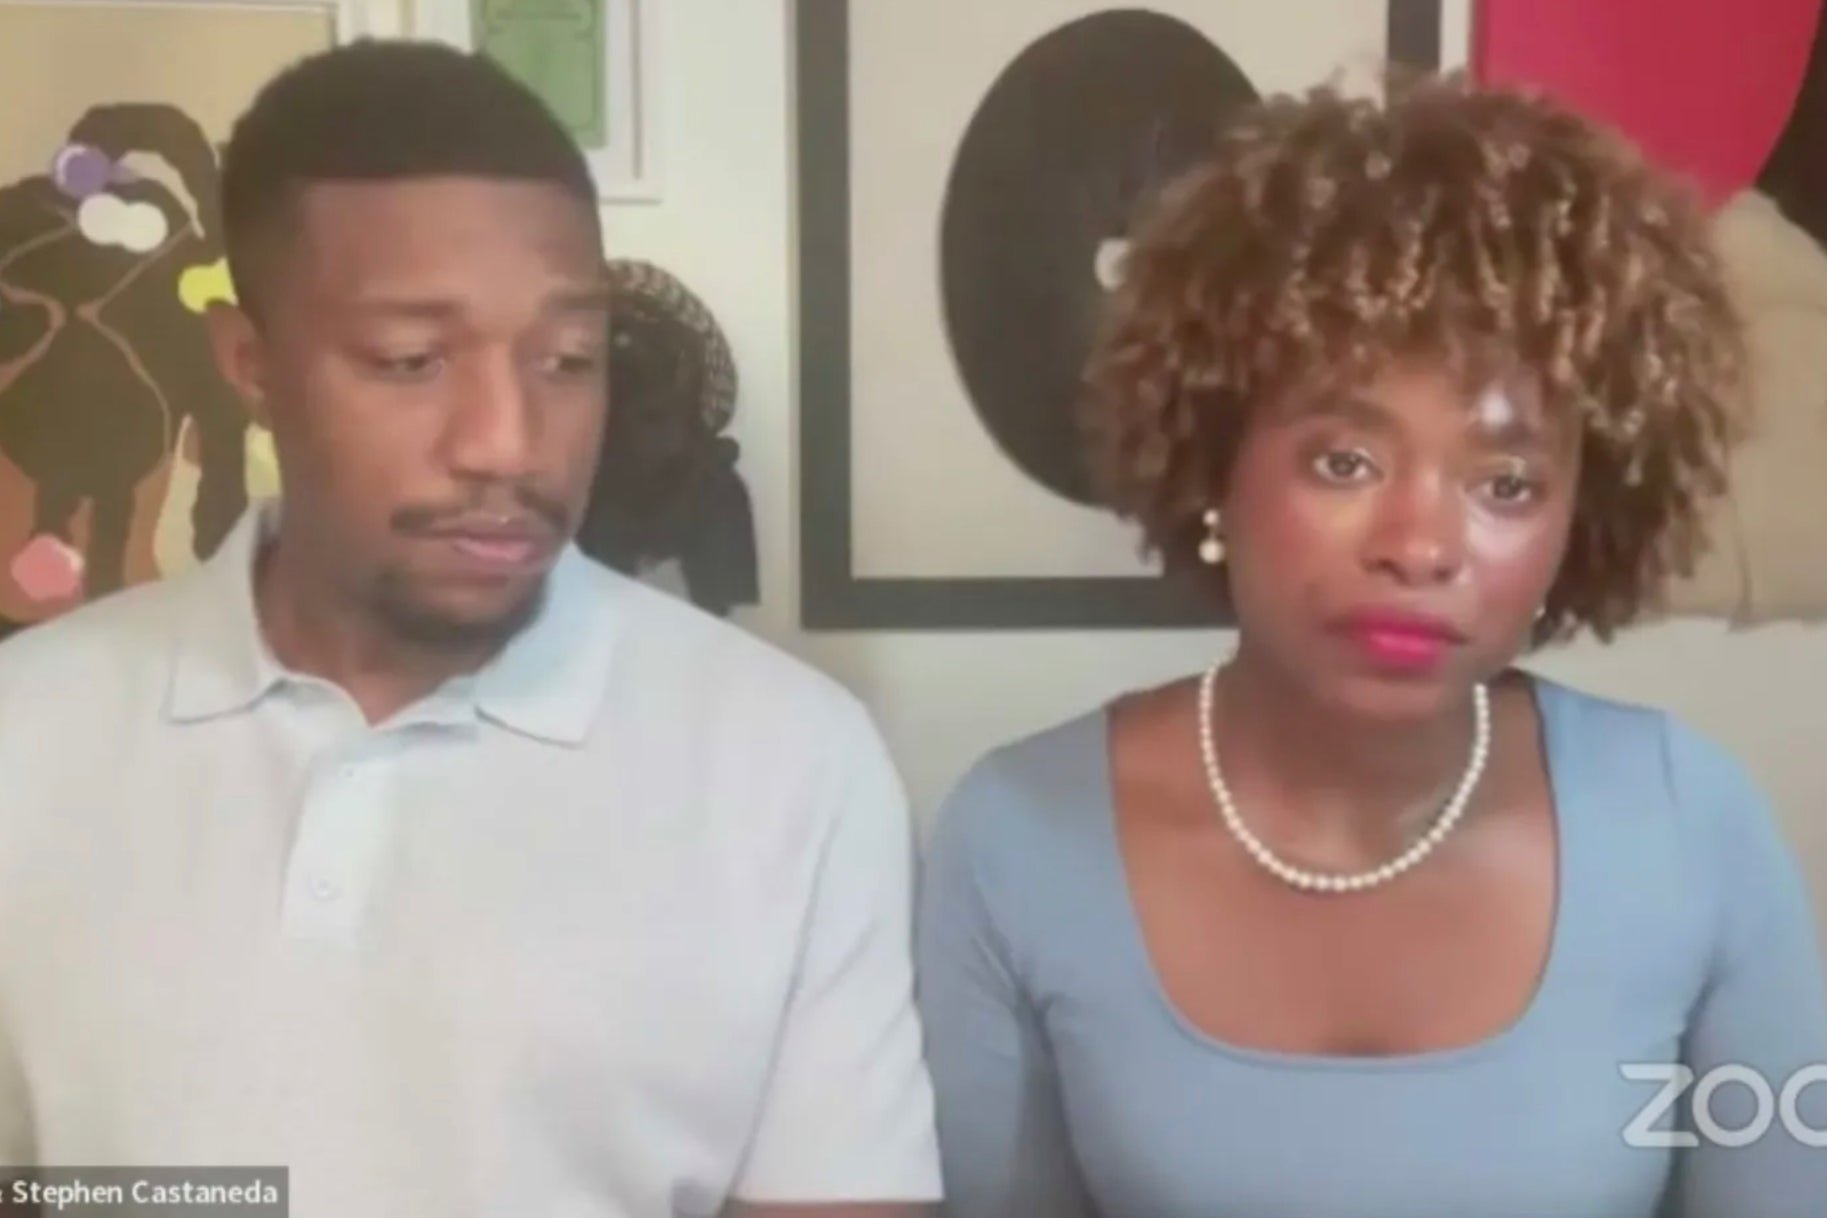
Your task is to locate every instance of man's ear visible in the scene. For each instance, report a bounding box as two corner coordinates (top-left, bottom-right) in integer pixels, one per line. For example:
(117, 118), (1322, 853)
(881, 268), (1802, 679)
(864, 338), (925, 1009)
(204, 302), (273, 429)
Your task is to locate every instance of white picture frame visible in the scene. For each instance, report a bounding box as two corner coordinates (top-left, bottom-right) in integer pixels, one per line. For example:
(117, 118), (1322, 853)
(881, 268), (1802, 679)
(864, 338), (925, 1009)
(1437, 0), (1474, 69)
(412, 0), (661, 203)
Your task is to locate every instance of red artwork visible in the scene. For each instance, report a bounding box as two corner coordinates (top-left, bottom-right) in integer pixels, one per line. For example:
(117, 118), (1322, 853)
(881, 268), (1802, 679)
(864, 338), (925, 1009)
(1472, 0), (1824, 210)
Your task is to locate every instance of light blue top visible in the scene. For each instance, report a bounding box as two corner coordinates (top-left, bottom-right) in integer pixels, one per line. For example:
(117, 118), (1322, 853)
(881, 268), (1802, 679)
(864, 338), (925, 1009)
(915, 675), (1827, 1218)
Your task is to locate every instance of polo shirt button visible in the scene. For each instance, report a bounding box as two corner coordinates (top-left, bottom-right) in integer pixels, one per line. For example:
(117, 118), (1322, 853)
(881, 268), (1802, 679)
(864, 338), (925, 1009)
(310, 877), (341, 902)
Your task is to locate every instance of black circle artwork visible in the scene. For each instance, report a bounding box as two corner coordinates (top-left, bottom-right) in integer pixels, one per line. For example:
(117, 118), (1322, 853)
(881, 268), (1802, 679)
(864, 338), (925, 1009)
(939, 10), (1257, 506)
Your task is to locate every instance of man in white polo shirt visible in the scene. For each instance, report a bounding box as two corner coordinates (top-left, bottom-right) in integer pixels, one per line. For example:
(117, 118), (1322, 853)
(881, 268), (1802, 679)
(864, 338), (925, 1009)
(0, 40), (939, 1218)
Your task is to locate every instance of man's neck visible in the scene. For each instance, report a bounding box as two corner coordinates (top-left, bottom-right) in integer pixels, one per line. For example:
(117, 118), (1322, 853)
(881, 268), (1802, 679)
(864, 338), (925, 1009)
(1209, 645), (1486, 862)
(253, 538), (495, 725)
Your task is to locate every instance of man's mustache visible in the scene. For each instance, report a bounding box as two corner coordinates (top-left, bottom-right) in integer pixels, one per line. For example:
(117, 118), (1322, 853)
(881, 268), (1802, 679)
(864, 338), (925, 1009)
(390, 486), (569, 536)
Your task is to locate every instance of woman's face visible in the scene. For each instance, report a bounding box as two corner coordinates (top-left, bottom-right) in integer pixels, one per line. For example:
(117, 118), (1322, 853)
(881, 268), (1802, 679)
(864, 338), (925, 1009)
(1217, 359), (1581, 723)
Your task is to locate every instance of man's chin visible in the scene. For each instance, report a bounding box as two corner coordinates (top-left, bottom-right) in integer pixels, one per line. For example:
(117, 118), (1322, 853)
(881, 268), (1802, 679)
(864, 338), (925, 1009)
(372, 579), (546, 654)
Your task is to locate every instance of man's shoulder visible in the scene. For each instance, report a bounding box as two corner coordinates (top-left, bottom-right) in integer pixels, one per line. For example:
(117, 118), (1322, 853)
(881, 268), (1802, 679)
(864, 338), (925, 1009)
(0, 574), (190, 692)
(578, 557), (869, 734)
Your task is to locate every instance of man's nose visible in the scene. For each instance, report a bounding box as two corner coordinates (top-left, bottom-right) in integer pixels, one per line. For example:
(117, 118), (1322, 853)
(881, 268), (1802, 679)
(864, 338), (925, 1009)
(439, 354), (537, 480)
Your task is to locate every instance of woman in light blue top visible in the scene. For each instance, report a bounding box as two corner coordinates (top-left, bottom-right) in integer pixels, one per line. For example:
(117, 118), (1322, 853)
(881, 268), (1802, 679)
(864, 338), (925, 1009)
(915, 75), (1827, 1217)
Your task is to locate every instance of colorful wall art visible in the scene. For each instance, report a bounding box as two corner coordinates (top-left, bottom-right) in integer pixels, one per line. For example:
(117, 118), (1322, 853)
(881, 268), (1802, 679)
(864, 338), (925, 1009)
(0, 0), (355, 640)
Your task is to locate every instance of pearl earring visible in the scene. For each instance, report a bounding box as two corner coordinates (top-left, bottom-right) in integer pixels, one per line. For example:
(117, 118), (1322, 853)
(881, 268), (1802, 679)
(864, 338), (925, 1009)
(1198, 508), (1225, 565)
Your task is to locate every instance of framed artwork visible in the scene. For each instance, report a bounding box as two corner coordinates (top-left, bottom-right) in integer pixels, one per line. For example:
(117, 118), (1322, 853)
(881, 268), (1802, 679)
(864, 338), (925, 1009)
(0, 0), (392, 642)
(412, 0), (661, 202)
(795, 0), (1448, 631)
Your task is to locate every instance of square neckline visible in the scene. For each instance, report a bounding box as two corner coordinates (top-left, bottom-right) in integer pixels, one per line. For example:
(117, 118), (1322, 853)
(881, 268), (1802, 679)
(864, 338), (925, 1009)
(1088, 669), (1580, 1073)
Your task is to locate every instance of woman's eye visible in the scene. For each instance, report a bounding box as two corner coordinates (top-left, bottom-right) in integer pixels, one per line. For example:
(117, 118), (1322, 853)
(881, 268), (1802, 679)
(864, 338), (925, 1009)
(1313, 449), (1374, 482)
(1487, 471), (1538, 503)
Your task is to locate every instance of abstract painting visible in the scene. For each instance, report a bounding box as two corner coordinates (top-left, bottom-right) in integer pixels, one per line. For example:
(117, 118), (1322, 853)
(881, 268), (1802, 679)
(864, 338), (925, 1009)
(796, 0), (1446, 630)
(0, 0), (365, 641)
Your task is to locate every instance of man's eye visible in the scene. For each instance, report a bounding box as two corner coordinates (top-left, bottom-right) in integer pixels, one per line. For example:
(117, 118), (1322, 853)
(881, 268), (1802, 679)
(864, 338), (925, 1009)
(541, 350), (603, 377)
(369, 352), (442, 378)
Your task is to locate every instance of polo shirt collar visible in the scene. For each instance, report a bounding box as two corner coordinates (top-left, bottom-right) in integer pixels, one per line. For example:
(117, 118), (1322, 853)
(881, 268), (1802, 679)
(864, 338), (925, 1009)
(164, 499), (619, 745)
(472, 539), (619, 745)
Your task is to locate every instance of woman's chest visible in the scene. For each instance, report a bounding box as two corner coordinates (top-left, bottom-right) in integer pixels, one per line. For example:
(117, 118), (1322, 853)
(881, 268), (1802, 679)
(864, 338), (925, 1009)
(1041, 804), (1703, 1217)
(1052, 1040), (1681, 1218)
(1124, 806), (1561, 1057)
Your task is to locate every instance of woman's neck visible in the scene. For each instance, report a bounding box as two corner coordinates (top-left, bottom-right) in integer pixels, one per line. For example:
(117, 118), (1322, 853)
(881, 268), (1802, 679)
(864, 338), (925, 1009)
(1206, 644), (1492, 862)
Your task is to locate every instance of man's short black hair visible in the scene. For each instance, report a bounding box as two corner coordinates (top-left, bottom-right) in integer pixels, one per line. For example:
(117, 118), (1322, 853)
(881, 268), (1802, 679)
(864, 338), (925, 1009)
(220, 38), (599, 317)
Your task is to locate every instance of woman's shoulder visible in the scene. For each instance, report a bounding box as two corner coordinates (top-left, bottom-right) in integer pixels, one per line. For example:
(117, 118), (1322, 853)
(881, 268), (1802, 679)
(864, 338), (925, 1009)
(924, 705), (1117, 874)
(1529, 672), (1806, 928)
(1529, 671), (1770, 818)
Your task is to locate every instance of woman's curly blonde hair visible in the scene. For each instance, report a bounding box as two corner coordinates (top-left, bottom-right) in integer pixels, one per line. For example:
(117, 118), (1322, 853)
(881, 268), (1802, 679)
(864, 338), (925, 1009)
(1081, 72), (1750, 642)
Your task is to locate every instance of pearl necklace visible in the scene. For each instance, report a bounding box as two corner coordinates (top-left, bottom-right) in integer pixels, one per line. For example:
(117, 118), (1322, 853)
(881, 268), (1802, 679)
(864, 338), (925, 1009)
(1196, 662), (1492, 893)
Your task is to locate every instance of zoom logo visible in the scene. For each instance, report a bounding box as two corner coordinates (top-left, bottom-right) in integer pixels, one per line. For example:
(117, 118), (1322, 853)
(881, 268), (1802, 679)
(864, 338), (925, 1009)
(1621, 1063), (1827, 1148)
